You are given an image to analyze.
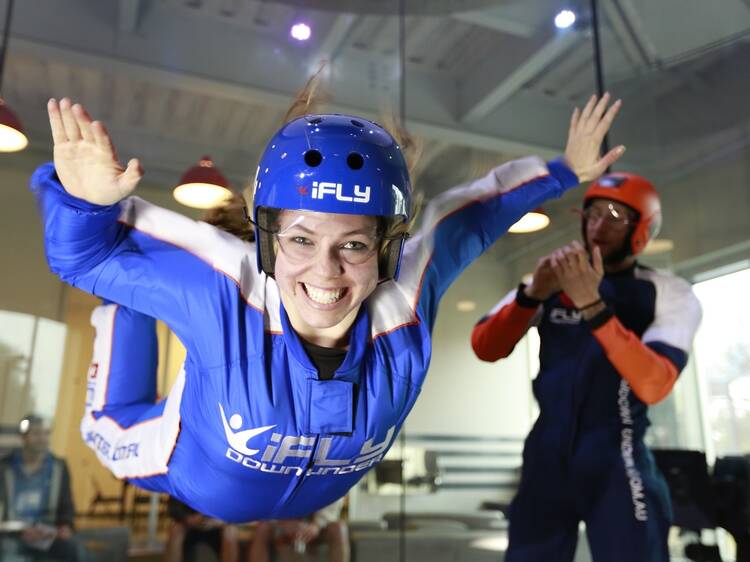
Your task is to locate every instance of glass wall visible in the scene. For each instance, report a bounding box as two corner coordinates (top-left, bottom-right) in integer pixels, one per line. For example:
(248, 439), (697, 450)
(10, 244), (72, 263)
(693, 266), (750, 458)
(1, 0), (749, 561)
(0, 310), (66, 428)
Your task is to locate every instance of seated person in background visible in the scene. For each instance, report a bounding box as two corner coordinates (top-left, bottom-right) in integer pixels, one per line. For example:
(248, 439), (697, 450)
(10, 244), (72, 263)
(248, 498), (348, 562)
(0, 414), (82, 561)
(165, 496), (239, 562)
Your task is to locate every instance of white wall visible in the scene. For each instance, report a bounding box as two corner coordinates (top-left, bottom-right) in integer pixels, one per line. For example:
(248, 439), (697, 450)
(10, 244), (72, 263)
(405, 256), (535, 438)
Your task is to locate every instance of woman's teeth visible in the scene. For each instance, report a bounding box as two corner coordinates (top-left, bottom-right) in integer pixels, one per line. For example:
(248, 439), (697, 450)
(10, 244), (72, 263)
(304, 284), (345, 304)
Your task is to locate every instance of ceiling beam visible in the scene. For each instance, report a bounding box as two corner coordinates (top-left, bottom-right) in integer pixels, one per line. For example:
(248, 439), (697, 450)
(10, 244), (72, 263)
(452, 10), (535, 38)
(11, 37), (559, 158)
(657, 126), (750, 184)
(613, 0), (659, 64)
(411, 140), (451, 182)
(600, 0), (650, 67)
(313, 13), (357, 64)
(461, 31), (581, 124)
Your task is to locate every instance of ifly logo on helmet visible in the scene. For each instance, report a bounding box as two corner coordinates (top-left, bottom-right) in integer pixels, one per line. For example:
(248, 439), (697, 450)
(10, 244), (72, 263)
(311, 181), (370, 204)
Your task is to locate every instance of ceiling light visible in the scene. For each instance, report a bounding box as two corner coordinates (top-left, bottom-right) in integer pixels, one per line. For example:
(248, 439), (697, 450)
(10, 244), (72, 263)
(456, 300), (477, 312)
(173, 156), (233, 209)
(554, 9), (576, 29)
(291, 22), (311, 41)
(643, 239), (674, 256)
(509, 208), (550, 233)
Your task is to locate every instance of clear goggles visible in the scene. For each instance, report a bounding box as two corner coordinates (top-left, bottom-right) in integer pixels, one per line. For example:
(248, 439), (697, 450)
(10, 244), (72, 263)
(254, 209), (399, 266)
(579, 203), (634, 228)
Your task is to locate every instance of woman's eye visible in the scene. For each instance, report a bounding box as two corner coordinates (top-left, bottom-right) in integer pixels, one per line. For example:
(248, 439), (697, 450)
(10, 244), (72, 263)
(291, 236), (313, 246)
(342, 240), (369, 251)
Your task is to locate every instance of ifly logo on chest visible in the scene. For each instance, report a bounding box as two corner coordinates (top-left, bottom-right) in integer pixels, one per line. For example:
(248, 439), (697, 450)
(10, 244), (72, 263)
(311, 181), (371, 204)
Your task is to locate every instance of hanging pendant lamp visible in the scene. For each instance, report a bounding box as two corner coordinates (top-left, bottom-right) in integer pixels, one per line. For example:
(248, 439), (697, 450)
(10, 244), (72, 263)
(0, 0), (28, 152)
(509, 207), (550, 233)
(173, 156), (233, 209)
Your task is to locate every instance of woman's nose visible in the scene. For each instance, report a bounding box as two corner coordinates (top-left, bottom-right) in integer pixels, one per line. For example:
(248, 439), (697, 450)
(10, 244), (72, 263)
(314, 246), (344, 276)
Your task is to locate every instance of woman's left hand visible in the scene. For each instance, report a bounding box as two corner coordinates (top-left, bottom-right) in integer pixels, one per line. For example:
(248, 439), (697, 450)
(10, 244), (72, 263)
(564, 93), (625, 182)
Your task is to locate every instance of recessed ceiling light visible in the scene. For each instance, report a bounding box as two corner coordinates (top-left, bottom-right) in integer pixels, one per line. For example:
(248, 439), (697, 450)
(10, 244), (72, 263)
(291, 22), (311, 41)
(456, 300), (477, 312)
(554, 9), (576, 29)
(643, 239), (674, 255)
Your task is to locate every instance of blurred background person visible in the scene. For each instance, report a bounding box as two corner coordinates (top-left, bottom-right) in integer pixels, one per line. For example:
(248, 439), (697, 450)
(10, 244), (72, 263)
(0, 414), (82, 561)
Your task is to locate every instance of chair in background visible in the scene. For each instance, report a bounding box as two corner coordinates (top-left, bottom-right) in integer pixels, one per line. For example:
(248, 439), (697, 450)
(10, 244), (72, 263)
(652, 449), (721, 562)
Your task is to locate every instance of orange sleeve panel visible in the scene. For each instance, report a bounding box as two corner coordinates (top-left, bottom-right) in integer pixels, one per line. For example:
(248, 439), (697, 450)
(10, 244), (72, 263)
(472, 301), (539, 362)
(592, 315), (678, 405)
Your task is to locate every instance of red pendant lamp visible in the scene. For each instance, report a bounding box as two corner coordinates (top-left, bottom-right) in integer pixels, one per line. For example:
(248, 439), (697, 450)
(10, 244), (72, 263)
(509, 207), (550, 233)
(173, 156), (233, 209)
(0, 0), (28, 153)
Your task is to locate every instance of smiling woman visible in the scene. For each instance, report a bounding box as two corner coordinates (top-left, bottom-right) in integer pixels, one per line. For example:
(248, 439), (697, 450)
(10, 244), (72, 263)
(30, 87), (622, 522)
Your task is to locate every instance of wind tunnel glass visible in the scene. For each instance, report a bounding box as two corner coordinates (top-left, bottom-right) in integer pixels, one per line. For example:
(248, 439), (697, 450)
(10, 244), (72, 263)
(581, 203), (634, 228)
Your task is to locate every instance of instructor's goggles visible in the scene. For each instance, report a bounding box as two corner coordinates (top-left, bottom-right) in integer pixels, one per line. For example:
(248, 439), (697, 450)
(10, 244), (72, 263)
(580, 203), (634, 228)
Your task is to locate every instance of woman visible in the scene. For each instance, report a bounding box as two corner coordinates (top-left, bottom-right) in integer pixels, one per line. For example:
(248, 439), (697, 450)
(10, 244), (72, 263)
(33, 94), (623, 522)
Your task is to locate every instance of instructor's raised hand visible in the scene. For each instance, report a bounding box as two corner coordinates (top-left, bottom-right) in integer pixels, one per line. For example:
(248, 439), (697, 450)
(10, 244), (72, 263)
(564, 93), (624, 183)
(48, 98), (143, 205)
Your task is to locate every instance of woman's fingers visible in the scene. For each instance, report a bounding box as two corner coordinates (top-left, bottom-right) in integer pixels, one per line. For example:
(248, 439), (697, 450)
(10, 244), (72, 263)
(579, 94), (598, 123)
(58, 98), (82, 142)
(118, 158), (144, 194)
(91, 120), (116, 157)
(593, 99), (622, 139)
(597, 145), (627, 174)
(72, 103), (95, 143)
(588, 92), (612, 126)
(569, 106), (580, 135)
(47, 99), (67, 145)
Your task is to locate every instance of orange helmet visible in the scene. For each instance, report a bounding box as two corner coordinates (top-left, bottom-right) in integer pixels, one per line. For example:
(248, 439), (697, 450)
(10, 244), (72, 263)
(583, 172), (662, 256)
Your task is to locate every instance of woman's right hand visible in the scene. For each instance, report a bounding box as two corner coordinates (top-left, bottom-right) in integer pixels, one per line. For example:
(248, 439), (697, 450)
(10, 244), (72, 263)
(48, 98), (143, 205)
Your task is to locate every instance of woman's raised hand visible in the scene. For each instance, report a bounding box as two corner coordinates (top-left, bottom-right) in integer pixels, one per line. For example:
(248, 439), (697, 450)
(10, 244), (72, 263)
(48, 98), (143, 205)
(564, 93), (625, 183)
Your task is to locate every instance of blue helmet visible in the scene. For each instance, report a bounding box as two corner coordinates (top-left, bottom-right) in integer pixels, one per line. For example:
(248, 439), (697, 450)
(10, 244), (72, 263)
(252, 114), (412, 280)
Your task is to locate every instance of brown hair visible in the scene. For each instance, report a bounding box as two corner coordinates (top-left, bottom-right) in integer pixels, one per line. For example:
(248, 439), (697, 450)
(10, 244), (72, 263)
(200, 193), (254, 241)
(281, 61), (332, 124)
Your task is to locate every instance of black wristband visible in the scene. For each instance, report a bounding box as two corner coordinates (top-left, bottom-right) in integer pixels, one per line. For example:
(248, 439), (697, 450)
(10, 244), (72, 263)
(515, 283), (542, 309)
(578, 298), (604, 312)
(585, 305), (614, 330)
